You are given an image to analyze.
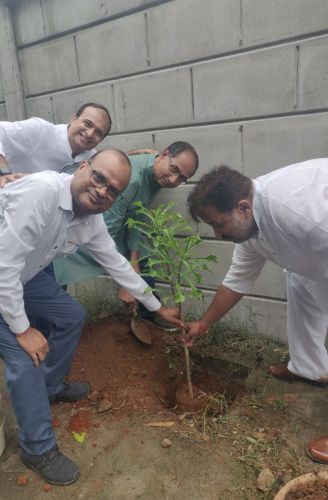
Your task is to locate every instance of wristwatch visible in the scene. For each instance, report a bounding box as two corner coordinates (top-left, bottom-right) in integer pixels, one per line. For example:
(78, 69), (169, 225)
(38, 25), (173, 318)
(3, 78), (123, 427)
(0, 166), (11, 176)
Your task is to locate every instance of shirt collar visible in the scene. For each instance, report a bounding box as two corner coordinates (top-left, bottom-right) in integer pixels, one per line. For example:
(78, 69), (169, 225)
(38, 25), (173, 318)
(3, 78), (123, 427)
(147, 154), (160, 190)
(251, 179), (263, 239)
(58, 173), (74, 214)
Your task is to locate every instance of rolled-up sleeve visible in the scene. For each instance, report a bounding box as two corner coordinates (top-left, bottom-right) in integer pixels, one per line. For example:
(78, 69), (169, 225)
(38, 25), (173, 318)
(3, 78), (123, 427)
(223, 241), (267, 294)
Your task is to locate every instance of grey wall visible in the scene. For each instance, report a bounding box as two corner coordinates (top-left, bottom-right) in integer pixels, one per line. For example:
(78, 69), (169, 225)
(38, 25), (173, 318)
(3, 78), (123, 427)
(3, 0), (328, 340)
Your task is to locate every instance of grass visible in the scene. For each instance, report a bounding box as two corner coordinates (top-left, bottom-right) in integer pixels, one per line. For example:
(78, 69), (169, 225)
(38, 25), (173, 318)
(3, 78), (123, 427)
(69, 276), (128, 322)
(195, 317), (289, 368)
(195, 386), (308, 499)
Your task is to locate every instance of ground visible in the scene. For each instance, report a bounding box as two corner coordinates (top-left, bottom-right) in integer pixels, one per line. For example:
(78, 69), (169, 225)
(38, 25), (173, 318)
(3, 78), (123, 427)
(1, 316), (328, 499)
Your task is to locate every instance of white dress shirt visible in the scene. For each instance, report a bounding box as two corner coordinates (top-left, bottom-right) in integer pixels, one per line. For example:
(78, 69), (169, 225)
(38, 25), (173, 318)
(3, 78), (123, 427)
(223, 158), (328, 294)
(0, 118), (95, 173)
(0, 172), (161, 334)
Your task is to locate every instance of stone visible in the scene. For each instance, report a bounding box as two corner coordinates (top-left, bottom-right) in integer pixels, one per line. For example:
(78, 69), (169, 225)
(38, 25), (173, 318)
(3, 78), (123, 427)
(257, 468), (274, 491)
(161, 438), (172, 448)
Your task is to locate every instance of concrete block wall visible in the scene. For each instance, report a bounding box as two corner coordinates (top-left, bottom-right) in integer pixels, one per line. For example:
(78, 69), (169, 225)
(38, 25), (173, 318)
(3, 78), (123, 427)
(3, 0), (328, 340)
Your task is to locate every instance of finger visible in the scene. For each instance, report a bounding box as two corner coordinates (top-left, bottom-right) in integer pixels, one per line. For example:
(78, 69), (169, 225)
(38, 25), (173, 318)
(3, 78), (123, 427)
(168, 317), (184, 328)
(38, 349), (47, 362)
(32, 353), (40, 368)
(41, 339), (49, 355)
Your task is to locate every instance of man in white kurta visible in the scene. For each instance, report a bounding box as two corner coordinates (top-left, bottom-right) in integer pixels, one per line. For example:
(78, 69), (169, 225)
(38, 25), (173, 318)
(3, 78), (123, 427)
(189, 158), (328, 382)
(185, 158), (328, 462)
(0, 149), (181, 485)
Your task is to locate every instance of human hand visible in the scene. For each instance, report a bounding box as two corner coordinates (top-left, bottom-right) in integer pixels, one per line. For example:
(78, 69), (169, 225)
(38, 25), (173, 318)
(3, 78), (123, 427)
(157, 306), (184, 329)
(119, 287), (136, 306)
(16, 327), (49, 367)
(0, 172), (25, 188)
(184, 320), (208, 347)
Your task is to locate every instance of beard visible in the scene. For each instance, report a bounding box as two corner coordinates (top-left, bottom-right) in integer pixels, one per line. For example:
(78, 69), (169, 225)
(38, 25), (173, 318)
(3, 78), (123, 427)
(224, 218), (258, 244)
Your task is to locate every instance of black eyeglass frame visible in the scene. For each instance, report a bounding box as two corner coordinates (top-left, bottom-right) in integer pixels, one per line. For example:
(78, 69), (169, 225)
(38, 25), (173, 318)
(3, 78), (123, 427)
(87, 160), (123, 201)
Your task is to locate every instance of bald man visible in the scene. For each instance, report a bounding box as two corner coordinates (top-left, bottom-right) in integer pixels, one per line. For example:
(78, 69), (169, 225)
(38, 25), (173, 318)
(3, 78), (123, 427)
(0, 149), (182, 485)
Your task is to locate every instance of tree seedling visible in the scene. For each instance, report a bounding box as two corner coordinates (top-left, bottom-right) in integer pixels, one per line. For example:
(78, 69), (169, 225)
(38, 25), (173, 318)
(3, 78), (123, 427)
(127, 201), (217, 398)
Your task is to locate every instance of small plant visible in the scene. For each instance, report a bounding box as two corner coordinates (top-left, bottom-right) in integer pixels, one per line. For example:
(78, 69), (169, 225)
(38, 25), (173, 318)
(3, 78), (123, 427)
(127, 201), (217, 397)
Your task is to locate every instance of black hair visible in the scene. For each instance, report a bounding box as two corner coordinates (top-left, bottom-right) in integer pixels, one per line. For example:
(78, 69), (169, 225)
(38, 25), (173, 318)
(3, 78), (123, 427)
(75, 102), (112, 136)
(166, 141), (199, 174)
(187, 165), (252, 221)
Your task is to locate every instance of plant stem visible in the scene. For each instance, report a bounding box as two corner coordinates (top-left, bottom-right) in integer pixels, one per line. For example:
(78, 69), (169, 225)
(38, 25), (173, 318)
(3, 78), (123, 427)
(183, 342), (194, 398)
(179, 305), (194, 398)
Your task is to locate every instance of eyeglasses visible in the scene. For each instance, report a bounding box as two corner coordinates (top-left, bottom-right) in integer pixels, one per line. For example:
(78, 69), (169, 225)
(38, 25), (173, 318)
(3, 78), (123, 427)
(87, 161), (120, 201)
(168, 158), (188, 184)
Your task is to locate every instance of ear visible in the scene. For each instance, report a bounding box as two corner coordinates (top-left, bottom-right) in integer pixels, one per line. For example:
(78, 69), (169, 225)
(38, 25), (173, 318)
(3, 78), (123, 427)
(237, 199), (252, 215)
(159, 148), (170, 159)
(69, 114), (77, 126)
(74, 160), (88, 175)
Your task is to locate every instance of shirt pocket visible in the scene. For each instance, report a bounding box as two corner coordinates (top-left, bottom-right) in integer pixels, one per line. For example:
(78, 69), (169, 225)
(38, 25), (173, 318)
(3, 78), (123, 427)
(59, 239), (80, 256)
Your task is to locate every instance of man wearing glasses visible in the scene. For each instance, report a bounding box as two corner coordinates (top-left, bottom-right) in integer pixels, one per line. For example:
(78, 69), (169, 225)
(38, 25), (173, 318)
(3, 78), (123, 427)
(0, 149), (183, 485)
(54, 141), (199, 321)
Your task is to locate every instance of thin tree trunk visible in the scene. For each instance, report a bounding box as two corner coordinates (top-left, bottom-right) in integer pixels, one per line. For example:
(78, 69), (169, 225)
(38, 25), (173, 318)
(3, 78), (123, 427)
(179, 305), (194, 398)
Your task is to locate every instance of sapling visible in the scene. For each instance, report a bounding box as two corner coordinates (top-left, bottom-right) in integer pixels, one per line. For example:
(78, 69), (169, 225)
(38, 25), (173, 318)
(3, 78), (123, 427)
(127, 201), (217, 398)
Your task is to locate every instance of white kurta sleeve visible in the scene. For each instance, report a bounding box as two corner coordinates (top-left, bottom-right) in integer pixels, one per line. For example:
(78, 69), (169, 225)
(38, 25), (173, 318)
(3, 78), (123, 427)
(223, 241), (267, 294)
(0, 177), (58, 333)
(83, 218), (161, 311)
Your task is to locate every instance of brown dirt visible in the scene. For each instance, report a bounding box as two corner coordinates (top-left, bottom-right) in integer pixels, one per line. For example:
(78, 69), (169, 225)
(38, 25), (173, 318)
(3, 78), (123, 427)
(67, 411), (91, 433)
(285, 477), (328, 499)
(69, 317), (244, 417)
(2, 316), (328, 499)
(175, 384), (208, 412)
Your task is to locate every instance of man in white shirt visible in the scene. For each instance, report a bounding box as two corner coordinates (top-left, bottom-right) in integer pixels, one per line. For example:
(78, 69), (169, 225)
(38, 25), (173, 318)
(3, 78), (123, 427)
(0, 102), (112, 175)
(0, 149), (182, 485)
(184, 160), (328, 464)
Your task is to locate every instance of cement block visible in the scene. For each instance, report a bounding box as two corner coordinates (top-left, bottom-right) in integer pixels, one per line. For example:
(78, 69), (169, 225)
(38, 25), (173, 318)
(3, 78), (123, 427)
(193, 240), (287, 300)
(12, 0), (46, 46)
(114, 68), (193, 131)
(0, 103), (7, 121)
(298, 36), (328, 109)
(150, 184), (195, 226)
(76, 13), (148, 84)
(243, 113), (328, 178)
(243, 0), (328, 46)
(19, 37), (79, 95)
(45, 0), (161, 39)
(25, 96), (55, 122)
(52, 83), (115, 128)
(193, 45), (295, 121)
(101, 132), (154, 153)
(0, 76), (4, 102)
(151, 184), (216, 238)
(154, 124), (242, 180)
(230, 295), (287, 341)
(147, 0), (240, 67)
(12, 0), (162, 45)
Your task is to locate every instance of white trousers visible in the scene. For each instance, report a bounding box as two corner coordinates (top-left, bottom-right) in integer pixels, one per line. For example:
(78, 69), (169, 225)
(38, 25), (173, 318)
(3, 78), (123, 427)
(287, 273), (328, 381)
